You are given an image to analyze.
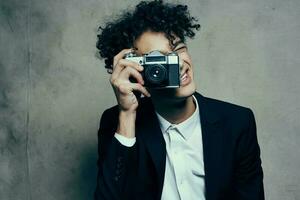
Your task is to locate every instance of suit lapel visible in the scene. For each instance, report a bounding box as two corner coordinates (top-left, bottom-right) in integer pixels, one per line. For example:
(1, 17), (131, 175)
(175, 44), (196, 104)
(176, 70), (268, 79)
(195, 92), (225, 200)
(136, 98), (166, 198)
(136, 93), (224, 200)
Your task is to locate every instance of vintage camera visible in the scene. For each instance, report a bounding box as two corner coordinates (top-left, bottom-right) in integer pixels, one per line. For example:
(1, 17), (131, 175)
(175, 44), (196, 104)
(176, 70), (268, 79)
(124, 50), (180, 88)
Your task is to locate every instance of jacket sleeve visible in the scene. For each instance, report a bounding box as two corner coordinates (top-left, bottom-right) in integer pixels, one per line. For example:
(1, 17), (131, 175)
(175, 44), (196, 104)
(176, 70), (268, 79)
(94, 109), (138, 200)
(233, 108), (265, 200)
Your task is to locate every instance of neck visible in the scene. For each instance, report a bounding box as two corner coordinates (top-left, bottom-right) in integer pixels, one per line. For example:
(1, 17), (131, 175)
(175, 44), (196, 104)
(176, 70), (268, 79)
(152, 96), (196, 124)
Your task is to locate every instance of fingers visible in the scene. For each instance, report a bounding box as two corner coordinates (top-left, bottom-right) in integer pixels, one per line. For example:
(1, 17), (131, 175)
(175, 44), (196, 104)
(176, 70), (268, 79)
(119, 65), (144, 84)
(117, 83), (151, 97)
(111, 59), (143, 82)
(111, 48), (143, 83)
(113, 48), (133, 67)
(110, 49), (150, 112)
(112, 48), (142, 75)
(129, 83), (151, 97)
(118, 82), (151, 97)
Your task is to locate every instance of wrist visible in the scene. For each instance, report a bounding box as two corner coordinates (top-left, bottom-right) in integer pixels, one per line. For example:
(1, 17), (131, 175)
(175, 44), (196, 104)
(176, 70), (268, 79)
(117, 110), (136, 138)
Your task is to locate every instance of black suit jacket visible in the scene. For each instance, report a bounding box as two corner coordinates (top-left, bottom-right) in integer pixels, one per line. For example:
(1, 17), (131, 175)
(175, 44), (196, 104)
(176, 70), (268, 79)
(94, 92), (264, 200)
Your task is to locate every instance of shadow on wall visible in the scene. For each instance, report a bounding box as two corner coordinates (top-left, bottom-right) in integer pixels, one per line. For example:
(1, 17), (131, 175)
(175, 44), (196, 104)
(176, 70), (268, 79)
(76, 143), (98, 200)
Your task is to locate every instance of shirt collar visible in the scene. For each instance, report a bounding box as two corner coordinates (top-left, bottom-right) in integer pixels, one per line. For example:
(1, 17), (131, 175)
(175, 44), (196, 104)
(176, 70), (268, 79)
(155, 95), (200, 140)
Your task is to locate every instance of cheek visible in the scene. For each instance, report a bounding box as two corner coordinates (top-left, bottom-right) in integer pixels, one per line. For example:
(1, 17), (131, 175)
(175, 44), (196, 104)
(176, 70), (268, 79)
(179, 52), (193, 67)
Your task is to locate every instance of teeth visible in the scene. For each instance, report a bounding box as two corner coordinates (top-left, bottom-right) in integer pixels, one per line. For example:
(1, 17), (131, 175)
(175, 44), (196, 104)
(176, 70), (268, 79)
(181, 73), (188, 80)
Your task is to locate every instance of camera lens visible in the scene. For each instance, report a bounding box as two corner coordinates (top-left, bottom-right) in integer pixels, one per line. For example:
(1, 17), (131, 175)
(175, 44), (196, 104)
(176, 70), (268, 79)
(145, 64), (167, 85)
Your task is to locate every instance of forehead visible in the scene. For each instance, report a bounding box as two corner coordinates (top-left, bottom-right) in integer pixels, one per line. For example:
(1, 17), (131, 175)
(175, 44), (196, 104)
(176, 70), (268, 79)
(133, 31), (180, 55)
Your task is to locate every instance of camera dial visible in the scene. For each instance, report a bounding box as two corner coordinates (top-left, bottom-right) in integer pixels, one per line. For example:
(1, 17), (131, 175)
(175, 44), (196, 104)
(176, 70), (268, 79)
(124, 52), (136, 58)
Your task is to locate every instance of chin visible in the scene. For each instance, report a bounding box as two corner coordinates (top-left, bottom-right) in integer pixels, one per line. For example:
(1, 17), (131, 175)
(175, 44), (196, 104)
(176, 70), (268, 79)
(150, 81), (196, 103)
(174, 82), (196, 99)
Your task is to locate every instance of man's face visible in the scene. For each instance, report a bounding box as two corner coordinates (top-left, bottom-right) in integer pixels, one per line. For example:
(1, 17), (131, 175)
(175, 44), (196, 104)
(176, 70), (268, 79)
(133, 31), (196, 101)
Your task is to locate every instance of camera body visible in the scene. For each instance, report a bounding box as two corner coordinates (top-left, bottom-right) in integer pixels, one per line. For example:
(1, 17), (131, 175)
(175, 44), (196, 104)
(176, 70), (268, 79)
(124, 50), (180, 88)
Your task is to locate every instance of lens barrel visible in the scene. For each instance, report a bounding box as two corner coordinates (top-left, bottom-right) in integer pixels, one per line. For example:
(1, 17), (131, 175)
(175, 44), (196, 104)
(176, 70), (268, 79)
(144, 64), (167, 85)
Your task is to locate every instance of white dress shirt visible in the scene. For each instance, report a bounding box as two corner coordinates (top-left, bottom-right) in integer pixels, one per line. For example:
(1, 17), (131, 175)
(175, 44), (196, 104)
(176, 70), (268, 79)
(114, 95), (206, 199)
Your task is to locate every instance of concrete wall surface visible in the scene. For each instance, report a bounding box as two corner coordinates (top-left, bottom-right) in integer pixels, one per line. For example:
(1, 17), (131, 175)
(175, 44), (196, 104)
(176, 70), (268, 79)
(0, 0), (299, 199)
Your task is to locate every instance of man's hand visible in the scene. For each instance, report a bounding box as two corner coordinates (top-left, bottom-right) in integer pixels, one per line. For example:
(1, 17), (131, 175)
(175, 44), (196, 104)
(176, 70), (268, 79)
(110, 48), (150, 138)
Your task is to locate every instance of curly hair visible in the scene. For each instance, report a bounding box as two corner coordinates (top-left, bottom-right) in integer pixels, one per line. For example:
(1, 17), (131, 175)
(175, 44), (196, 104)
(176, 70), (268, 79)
(96, 0), (200, 70)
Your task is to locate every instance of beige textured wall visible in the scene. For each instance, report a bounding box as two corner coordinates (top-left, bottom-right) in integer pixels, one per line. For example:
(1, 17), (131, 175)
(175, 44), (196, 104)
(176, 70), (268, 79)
(0, 0), (299, 199)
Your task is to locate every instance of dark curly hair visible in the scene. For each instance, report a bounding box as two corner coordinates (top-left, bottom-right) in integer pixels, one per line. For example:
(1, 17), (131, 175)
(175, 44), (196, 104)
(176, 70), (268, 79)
(96, 0), (200, 71)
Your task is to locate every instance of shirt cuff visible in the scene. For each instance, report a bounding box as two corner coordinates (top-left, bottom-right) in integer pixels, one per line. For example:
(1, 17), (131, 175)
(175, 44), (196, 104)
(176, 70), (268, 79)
(114, 132), (136, 147)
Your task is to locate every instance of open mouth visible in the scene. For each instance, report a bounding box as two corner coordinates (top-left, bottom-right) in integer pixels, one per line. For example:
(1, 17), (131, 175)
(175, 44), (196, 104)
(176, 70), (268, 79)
(180, 70), (191, 86)
(181, 73), (188, 82)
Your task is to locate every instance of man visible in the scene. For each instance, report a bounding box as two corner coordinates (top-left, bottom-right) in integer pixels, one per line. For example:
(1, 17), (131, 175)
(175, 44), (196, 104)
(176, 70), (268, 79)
(95, 1), (264, 200)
